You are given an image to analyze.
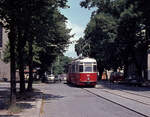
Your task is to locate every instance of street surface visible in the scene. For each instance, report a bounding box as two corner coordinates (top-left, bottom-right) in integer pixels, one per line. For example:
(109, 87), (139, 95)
(40, 82), (149, 117)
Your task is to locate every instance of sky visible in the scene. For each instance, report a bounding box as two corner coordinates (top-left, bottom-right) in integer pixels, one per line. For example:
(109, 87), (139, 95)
(61, 0), (94, 58)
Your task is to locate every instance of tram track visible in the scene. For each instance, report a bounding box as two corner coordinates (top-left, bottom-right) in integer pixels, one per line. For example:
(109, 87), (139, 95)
(98, 89), (150, 105)
(95, 83), (150, 105)
(82, 88), (150, 117)
(98, 83), (150, 99)
(118, 90), (150, 99)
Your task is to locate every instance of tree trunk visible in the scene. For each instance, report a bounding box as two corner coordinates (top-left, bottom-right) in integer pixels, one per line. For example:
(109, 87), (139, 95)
(97, 61), (104, 80)
(27, 39), (33, 91)
(18, 46), (25, 93)
(145, 24), (150, 80)
(124, 61), (128, 80)
(18, 28), (26, 94)
(9, 23), (16, 106)
(131, 49), (142, 81)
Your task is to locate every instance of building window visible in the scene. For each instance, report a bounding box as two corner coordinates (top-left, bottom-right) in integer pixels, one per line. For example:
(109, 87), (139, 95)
(0, 24), (2, 47)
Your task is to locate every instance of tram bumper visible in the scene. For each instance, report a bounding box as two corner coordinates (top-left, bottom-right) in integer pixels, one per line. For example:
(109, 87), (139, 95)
(79, 81), (97, 86)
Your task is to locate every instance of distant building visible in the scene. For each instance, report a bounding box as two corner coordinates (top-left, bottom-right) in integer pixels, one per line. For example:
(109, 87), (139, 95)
(0, 23), (10, 81)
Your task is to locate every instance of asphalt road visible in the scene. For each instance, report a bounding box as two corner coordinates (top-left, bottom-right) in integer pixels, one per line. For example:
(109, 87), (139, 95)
(41, 83), (144, 117)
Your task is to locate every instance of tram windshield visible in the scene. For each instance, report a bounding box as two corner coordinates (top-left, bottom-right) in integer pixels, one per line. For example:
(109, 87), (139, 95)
(76, 61), (97, 73)
(85, 66), (92, 72)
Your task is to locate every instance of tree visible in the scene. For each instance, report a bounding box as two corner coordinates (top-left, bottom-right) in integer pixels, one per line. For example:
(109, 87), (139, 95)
(79, 0), (149, 80)
(0, 0), (19, 106)
(52, 55), (72, 75)
(76, 12), (118, 75)
(116, 0), (148, 79)
(33, 6), (71, 80)
(75, 37), (90, 57)
(0, 0), (71, 105)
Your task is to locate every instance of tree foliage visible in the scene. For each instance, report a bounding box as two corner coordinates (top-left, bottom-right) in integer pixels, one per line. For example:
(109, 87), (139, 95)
(0, 0), (71, 105)
(52, 55), (72, 75)
(77, 0), (149, 79)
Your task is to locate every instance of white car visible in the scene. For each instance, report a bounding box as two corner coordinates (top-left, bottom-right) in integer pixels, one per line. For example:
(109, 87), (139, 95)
(48, 74), (55, 81)
(59, 74), (67, 81)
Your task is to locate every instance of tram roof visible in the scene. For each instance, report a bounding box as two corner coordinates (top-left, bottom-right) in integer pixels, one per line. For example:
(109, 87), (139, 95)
(73, 57), (96, 63)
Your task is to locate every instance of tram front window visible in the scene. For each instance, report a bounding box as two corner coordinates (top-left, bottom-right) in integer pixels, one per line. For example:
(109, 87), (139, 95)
(85, 66), (92, 72)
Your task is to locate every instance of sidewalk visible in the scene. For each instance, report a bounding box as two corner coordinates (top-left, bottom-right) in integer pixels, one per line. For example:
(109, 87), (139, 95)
(0, 82), (43, 117)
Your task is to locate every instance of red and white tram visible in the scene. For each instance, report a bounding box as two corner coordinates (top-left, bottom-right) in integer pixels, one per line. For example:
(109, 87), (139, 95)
(67, 57), (98, 86)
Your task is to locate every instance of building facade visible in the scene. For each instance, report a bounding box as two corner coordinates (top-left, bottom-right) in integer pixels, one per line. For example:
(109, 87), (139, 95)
(0, 23), (10, 81)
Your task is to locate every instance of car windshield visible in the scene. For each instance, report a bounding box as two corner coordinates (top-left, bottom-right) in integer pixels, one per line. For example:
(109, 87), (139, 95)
(49, 74), (54, 77)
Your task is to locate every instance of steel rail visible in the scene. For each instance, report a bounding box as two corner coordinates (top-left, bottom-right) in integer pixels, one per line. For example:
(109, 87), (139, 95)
(83, 88), (149, 117)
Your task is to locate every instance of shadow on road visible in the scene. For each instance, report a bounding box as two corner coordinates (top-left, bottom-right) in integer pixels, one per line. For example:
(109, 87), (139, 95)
(18, 88), (65, 101)
(42, 93), (65, 100)
(66, 82), (94, 88)
(0, 87), (10, 110)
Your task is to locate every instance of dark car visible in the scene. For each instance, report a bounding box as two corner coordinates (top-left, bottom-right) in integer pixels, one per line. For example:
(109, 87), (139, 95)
(41, 75), (48, 82)
(110, 72), (124, 83)
(126, 74), (142, 86)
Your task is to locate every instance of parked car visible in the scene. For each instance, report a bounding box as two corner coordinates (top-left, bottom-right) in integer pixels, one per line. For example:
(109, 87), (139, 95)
(41, 75), (48, 82)
(54, 75), (61, 83)
(47, 74), (55, 81)
(59, 74), (67, 81)
(126, 73), (142, 86)
(110, 72), (124, 83)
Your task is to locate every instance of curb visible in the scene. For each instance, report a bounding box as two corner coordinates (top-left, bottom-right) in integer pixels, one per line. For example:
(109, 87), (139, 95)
(38, 92), (44, 117)
(37, 99), (43, 117)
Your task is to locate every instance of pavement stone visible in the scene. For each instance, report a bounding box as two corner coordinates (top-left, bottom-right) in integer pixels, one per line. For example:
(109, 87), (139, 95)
(18, 98), (42, 117)
(0, 82), (43, 117)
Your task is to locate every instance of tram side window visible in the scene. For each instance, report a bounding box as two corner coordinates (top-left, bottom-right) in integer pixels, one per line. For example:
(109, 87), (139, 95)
(72, 65), (75, 73)
(76, 64), (78, 72)
(69, 66), (71, 73)
(93, 65), (97, 72)
(79, 65), (83, 72)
